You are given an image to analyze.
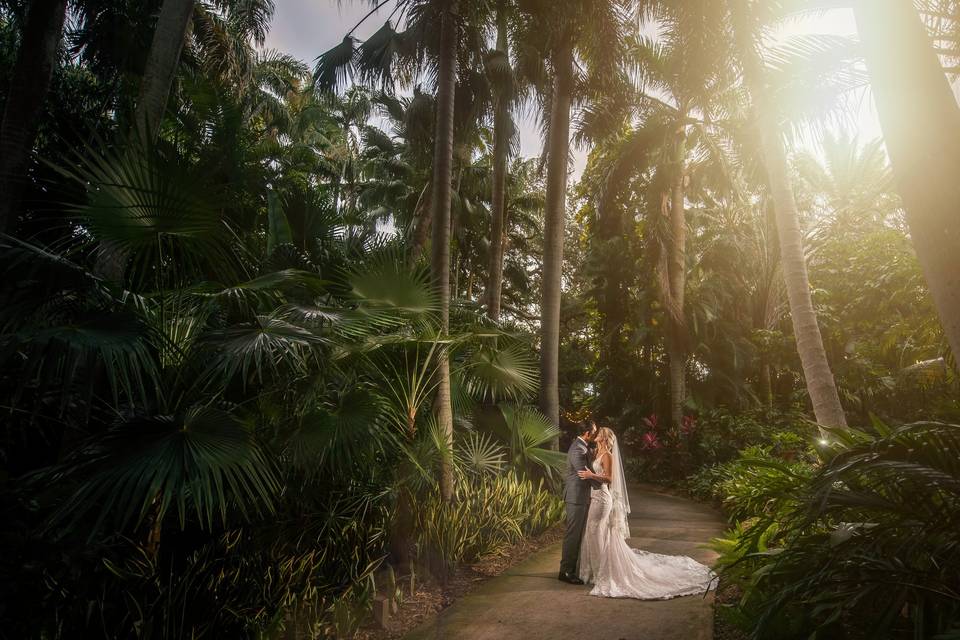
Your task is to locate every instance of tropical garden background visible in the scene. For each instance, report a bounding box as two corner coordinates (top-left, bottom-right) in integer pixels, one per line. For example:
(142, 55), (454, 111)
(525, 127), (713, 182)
(1, 0), (959, 638)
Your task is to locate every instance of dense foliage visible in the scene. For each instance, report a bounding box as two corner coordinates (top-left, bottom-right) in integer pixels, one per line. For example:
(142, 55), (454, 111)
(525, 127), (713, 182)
(703, 421), (960, 638)
(2, 0), (960, 638)
(0, 2), (559, 637)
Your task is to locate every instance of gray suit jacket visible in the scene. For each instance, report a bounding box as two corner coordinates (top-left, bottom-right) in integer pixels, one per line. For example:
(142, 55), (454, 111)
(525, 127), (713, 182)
(563, 438), (600, 504)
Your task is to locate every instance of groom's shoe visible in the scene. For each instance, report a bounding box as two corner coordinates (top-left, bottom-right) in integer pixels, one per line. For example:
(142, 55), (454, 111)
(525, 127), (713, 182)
(558, 571), (584, 585)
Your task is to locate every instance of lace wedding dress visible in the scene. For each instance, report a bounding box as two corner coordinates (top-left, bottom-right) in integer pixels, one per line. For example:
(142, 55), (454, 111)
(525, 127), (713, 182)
(578, 452), (715, 599)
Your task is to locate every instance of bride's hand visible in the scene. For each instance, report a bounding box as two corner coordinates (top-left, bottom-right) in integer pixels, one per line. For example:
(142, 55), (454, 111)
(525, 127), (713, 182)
(577, 469), (593, 480)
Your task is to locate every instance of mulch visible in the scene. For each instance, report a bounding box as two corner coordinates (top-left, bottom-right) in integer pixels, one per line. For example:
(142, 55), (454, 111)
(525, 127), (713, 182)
(712, 579), (749, 640)
(354, 523), (565, 640)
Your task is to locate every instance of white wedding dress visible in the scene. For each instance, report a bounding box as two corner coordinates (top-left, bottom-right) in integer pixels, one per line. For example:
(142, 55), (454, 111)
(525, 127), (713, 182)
(578, 450), (715, 599)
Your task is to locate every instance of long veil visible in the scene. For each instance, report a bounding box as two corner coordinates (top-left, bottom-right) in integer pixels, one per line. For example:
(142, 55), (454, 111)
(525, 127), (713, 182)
(609, 433), (631, 539)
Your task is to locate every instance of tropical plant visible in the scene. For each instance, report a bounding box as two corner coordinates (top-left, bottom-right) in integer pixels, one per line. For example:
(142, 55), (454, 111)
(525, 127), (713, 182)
(714, 421), (960, 639)
(854, 0), (960, 367)
(576, 0), (736, 430)
(415, 470), (562, 577)
(0, 0), (68, 233)
(729, 0), (847, 433)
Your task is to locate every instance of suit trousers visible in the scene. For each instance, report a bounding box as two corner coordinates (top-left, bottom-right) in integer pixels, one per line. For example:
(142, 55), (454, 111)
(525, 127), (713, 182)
(560, 500), (590, 575)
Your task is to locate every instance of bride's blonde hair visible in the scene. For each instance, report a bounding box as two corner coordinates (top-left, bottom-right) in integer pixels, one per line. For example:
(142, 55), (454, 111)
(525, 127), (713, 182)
(595, 426), (616, 458)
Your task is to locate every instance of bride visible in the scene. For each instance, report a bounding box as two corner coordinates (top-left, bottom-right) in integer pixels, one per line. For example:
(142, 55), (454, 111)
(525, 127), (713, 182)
(576, 426), (715, 599)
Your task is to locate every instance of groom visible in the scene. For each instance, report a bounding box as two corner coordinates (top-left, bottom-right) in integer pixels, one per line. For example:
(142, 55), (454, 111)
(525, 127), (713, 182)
(558, 419), (599, 584)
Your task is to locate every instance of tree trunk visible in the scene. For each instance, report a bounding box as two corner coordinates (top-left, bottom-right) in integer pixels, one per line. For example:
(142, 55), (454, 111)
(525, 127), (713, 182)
(388, 488), (414, 574)
(486, 9), (510, 321)
(429, 0), (458, 503)
(539, 41), (573, 448)
(760, 359), (773, 409)
(450, 166), (462, 300)
(854, 0), (960, 364)
(409, 181), (432, 263)
(666, 127), (688, 431)
(0, 0), (67, 234)
(135, 0), (195, 142)
(733, 9), (847, 432)
(452, 247), (460, 300)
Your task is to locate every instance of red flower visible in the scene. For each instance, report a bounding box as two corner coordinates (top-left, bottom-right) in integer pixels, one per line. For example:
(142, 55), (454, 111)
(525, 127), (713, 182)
(640, 431), (661, 450)
(642, 414), (659, 431)
(681, 415), (696, 435)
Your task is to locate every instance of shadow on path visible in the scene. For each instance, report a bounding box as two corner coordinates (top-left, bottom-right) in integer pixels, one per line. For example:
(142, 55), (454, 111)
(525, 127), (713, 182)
(404, 484), (725, 640)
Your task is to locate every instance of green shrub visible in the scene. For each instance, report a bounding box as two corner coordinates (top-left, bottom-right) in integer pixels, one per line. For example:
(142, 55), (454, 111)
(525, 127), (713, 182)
(712, 421), (960, 639)
(0, 483), (391, 640)
(414, 472), (563, 578)
(624, 407), (817, 486)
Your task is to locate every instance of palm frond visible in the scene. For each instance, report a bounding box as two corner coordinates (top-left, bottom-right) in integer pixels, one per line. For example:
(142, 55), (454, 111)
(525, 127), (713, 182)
(314, 35), (357, 94)
(455, 430), (506, 478)
(51, 140), (240, 287)
(285, 387), (393, 477)
(201, 313), (324, 386)
(43, 405), (280, 535)
(460, 342), (539, 402)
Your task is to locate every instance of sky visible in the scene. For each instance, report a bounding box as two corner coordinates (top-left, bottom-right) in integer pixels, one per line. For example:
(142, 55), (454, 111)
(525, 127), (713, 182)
(264, 2), (884, 178)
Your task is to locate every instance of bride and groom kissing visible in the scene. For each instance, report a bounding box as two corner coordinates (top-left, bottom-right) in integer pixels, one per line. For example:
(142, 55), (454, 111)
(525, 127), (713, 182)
(558, 419), (715, 599)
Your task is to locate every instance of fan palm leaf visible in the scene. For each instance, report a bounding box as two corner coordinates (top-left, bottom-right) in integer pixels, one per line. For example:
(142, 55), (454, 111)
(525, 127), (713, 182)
(460, 341), (539, 402)
(284, 387), (394, 478)
(201, 313), (325, 386)
(498, 404), (566, 475)
(43, 405), (280, 535)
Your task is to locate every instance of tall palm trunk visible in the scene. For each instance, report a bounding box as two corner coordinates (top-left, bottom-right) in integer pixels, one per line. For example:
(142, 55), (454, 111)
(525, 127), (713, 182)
(486, 10), (510, 321)
(539, 40), (574, 447)
(430, 0), (458, 502)
(409, 182), (432, 263)
(854, 0), (960, 363)
(760, 359), (773, 408)
(0, 0), (68, 234)
(135, 0), (195, 141)
(666, 128), (687, 431)
(732, 7), (846, 431)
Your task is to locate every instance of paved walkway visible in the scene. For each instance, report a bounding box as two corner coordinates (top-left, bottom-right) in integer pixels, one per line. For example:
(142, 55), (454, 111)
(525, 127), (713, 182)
(405, 485), (725, 640)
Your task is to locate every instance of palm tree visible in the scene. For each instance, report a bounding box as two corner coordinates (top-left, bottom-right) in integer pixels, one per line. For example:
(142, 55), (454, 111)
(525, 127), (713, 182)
(575, 1), (734, 429)
(134, 0), (195, 141)
(635, 9), (734, 430)
(538, 39), (573, 439)
(796, 134), (894, 228)
(314, 0), (502, 501)
(429, 0), (459, 502)
(0, 0), (68, 233)
(518, 0), (632, 442)
(486, 4), (513, 321)
(135, 0), (275, 141)
(854, 0), (960, 365)
(729, 0), (847, 430)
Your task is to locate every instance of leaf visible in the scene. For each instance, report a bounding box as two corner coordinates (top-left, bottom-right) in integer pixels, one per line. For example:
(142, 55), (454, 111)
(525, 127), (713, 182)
(50, 139), (239, 286)
(462, 342), (539, 402)
(266, 189), (293, 256)
(43, 406), (280, 535)
(355, 21), (407, 89)
(285, 388), (393, 476)
(314, 35), (356, 94)
(349, 255), (437, 317)
(201, 313), (324, 385)
(456, 431), (506, 478)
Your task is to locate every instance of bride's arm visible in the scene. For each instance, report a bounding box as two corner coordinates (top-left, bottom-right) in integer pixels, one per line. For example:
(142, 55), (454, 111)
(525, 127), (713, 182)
(577, 452), (613, 484)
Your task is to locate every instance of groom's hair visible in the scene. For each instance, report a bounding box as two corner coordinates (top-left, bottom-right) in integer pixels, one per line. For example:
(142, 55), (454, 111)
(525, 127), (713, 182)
(579, 419), (597, 436)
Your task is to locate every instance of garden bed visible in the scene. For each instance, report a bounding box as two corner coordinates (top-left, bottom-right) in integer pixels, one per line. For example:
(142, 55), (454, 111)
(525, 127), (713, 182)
(355, 522), (565, 639)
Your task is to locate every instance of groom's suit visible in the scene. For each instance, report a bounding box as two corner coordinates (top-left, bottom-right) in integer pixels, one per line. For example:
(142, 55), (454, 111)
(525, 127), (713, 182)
(560, 437), (601, 577)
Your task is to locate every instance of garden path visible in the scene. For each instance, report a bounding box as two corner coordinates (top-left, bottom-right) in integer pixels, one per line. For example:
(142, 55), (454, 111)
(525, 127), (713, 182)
(404, 485), (725, 640)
